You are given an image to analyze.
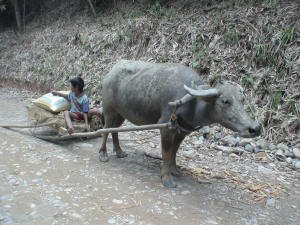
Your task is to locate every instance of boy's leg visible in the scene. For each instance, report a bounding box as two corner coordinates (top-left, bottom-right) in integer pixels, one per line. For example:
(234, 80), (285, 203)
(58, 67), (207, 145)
(88, 108), (104, 129)
(63, 111), (74, 134)
(87, 108), (102, 119)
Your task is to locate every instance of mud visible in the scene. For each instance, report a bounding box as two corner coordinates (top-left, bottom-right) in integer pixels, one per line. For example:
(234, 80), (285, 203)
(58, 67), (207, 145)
(0, 87), (299, 225)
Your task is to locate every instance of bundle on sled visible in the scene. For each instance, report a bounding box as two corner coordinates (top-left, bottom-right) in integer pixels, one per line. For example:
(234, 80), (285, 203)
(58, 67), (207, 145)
(27, 91), (104, 133)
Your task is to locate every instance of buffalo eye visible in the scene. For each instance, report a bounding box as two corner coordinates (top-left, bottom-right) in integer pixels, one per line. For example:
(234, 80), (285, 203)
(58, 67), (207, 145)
(222, 98), (231, 105)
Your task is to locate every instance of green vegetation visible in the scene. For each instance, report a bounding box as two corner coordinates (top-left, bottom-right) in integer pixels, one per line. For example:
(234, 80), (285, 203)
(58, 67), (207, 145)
(272, 91), (283, 109)
(242, 74), (254, 87)
(224, 29), (241, 45)
(280, 26), (296, 46)
(255, 44), (278, 67)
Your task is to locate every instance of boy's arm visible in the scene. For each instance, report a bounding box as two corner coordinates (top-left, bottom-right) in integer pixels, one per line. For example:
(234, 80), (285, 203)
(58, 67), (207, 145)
(82, 97), (90, 131)
(83, 113), (90, 131)
(51, 90), (69, 99)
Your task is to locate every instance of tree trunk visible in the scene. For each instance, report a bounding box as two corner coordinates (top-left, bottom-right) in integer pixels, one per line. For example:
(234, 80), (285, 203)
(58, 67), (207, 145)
(10, 0), (22, 31)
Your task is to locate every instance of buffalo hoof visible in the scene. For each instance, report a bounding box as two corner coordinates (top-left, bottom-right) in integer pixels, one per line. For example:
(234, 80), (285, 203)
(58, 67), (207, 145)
(99, 151), (109, 162)
(171, 167), (182, 177)
(161, 175), (177, 188)
(116, 151), (128, 158)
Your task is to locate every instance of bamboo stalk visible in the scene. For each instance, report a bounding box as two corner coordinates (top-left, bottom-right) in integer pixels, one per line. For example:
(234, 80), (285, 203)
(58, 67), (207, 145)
(34, 123), (171, 141)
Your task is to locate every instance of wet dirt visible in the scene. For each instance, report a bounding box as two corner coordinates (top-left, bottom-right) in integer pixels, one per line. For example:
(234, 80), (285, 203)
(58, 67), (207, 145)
(0, 87), (299, 225)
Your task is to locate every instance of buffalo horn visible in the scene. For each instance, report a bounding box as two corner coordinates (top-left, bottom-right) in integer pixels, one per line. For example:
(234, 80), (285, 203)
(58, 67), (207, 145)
(184, 85), (220, 98)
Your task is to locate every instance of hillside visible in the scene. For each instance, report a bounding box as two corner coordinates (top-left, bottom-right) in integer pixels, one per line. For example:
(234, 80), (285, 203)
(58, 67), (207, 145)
(0, 0), (299, 143)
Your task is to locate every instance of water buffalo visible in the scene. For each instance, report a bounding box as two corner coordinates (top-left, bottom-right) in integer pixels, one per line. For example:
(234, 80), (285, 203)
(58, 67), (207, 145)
(99, 60), (261, 188)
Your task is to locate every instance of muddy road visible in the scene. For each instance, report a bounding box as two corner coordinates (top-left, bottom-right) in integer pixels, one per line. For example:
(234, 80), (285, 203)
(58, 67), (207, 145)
(0, 88), (299, 225)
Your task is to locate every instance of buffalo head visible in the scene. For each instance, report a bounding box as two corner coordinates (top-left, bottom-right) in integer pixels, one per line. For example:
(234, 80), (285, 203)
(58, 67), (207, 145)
(183, 81), (261, 138)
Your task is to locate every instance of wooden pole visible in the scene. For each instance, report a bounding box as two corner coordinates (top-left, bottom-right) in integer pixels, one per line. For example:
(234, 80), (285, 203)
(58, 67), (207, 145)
(0, 122), (56, 128)
(34, 123), (171, 141)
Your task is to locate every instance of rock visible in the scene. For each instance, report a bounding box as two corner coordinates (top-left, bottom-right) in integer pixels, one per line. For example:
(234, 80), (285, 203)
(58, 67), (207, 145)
(196, 136), (205, 145)
(112, 199), (123, 204)
(275, 149), (285, 161)
(182, 149), (197, 158)
(256, 139), (269, 150)
(277, 143), (289, 151)
(293, 160), (300, 170)
(223, 135), (239, 146)
(79, 143), (93, 148)
(256, 152), (268, 160)
(199, 126), (210, 137)
(266, 198), (275, 207)
(293, 148), (300, 159)
(244, 144), (255, 153)
(284, 149), (294, 158)
(229, 153), (239, 160)
(286, 157), (293, 164)
(149, 142), (156, 148)
(72, 213), (82, 219)
(214, 132), (222, 141)
(269, 143), (276, 151)
(239, 138), (253, 147)
(257, 165), (272, 175)
(254, 147), (265, 153)
(181, 190), (191, 195)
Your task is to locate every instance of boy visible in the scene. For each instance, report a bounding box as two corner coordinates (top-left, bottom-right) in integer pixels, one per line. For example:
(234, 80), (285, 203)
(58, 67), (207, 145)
(52, 77), (91, 134)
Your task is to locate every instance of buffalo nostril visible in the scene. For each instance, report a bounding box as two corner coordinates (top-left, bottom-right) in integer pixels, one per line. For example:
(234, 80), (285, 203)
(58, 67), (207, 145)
(248, 128), (256, 134)
(248, 125), (261, 135)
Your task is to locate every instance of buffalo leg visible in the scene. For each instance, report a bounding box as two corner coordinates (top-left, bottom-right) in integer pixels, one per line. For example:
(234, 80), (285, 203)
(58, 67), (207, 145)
(99, 109), (127, 162)
(99, 132), (109, 162)
(111, 115), (127, 158)
(170, 138), (184, 177)
(160, 128), (185, 188)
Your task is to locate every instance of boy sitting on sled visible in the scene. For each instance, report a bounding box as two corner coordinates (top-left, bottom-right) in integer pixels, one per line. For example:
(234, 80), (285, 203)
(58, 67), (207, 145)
(52, 76), (100, 134)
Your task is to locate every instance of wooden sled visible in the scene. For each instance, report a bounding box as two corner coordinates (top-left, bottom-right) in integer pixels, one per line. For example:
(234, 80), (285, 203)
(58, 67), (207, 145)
(0, 104), (170, 142)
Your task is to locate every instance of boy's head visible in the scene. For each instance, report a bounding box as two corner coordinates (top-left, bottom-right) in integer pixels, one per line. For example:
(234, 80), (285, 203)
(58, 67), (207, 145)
(70, 77), (84, 93)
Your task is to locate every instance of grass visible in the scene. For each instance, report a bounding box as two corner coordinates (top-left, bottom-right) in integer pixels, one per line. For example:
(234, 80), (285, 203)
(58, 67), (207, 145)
(280, 26), (296, 46)
(242, 73), (254, 87)
(224, 29), (241, 45)
(255, 44), (278, 67)
(272, 91), (283, 109)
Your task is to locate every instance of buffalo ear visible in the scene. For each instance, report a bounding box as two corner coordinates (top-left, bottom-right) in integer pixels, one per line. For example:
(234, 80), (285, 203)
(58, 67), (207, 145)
(184, 85), (220, 100)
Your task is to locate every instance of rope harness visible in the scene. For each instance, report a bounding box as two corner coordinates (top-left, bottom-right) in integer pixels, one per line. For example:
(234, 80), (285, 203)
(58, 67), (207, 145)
(169, 105), (201, 134)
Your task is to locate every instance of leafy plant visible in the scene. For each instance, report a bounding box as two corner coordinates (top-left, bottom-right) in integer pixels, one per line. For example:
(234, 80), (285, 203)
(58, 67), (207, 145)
(224, 29), (241, 45)
(280, 26), (296, 46)
(147, 0), (168, 16)
(242, 73), (254, 87)
(255, 44), (277, 67)
(272, 91), (283, 109)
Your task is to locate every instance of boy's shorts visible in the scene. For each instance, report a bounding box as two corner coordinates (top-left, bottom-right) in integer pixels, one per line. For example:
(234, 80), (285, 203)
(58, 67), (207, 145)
(70, 112), (85, 121)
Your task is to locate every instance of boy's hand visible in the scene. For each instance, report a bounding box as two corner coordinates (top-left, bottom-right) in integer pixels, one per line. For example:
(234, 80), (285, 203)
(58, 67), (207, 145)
(51, 90), (58, 96)
(85, 124), (90, 132)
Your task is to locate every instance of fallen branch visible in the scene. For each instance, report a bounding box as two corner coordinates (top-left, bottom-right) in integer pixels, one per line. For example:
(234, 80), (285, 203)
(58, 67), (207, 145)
(211, 143), (244, 155)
